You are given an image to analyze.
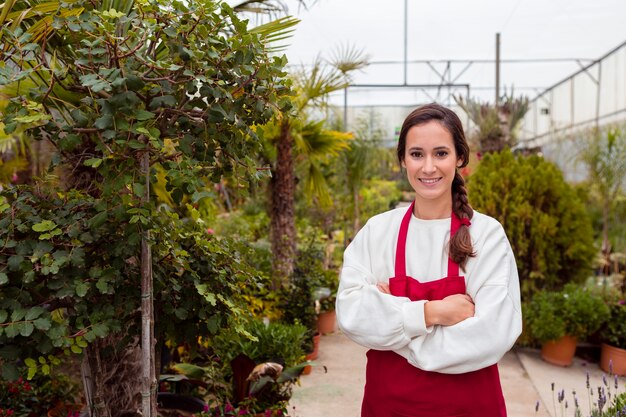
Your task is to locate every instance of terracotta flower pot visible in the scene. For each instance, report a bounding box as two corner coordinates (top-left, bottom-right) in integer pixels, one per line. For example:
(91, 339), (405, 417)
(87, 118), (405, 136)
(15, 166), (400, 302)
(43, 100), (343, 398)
(308, 332), (321, 360)
(600, 343), (626, 376)
(541, 335), (577, 366)
(317, 310), (336, 335)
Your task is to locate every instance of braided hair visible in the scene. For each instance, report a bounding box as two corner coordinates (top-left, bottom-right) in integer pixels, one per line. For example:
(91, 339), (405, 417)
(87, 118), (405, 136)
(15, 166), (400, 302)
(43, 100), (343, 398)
(397, 103), (475, 270)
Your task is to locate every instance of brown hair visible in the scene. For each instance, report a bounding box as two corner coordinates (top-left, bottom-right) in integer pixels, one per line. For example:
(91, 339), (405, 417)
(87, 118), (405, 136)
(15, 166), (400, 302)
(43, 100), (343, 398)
(397, 103), (475, 270)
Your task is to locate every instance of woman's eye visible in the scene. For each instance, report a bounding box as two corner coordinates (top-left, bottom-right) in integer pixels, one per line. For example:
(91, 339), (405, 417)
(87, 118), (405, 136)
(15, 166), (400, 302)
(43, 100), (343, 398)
(436, 151), (449, 157)
(410, 151), (422, 158)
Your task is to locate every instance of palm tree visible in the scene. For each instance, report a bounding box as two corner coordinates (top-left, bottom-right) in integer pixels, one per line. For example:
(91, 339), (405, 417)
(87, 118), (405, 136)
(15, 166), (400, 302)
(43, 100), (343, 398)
(264, 50), (368, 289)
(579, 127), (626, 273)
(455, 93), (529, 154)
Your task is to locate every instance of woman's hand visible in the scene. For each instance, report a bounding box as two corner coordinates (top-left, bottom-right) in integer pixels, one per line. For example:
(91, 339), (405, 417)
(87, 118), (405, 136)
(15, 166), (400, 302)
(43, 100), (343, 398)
(424, 294), (475, 327)
(376, 282), (391, 294)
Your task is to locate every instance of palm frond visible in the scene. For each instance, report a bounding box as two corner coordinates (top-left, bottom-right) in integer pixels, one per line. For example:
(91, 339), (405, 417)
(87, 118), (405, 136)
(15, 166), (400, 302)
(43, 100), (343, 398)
(249, 15), (300, 52)
(303, 160), (332, 207)
(298, 119), (351, 159)
(328, 43), (369, 76)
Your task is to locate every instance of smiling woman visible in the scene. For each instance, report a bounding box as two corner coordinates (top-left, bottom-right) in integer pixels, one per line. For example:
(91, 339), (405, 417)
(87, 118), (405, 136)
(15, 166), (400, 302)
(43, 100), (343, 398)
(336, 103), (522, 417)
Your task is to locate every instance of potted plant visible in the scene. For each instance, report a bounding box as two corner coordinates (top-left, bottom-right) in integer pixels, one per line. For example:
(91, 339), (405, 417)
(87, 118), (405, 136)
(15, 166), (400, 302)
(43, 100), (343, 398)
(315, 269), (339, 335)
(599, 300), (626, 375)
(526, 283), (610, 366)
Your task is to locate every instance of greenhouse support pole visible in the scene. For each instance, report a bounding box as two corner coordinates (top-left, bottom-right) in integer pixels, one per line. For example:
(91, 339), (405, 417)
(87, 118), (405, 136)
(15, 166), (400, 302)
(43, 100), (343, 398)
(495, 32), (500, 106)
(403, 0), (408, 85)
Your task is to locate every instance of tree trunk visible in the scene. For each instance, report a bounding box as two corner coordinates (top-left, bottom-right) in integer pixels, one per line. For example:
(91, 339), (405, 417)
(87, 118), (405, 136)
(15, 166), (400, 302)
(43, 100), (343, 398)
(270, 120), (296, 289)
(83, 337), (143, 416)
(602, 198), (611, 275)
(352, 188), (360, 235)
(140, 150), (157, 416)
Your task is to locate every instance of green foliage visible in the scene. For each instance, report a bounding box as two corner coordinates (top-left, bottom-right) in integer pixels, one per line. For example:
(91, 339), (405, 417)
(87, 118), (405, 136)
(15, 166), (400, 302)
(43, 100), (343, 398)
(280, 241), (331, 352)
(468, 150), (596, 300)
(212, 319), (307, 375)
(0, 0), (292, 389)
(600, 301), (626, 349)
(0, 371), (79, 417)
(525, 283), (609, 343)
(359, 179), (402, 223)
(456, 93), (529, 153)
(0, 187), (264, 377)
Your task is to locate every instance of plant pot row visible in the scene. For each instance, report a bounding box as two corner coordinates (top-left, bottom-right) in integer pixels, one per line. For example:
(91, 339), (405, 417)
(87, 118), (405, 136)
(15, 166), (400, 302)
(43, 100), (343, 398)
(540, 335), (626, 375)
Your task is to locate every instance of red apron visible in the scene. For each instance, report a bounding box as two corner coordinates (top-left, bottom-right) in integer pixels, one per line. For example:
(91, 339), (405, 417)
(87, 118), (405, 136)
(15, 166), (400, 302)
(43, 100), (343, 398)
(361, 202), (507, 417)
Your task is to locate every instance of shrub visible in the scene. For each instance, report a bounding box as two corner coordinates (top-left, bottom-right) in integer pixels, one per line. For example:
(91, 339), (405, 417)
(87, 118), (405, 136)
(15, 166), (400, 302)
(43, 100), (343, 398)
(600, 300), (626, 349)
(468, 150), (596, 301)
(526, 283), (609, 343)
(212, 320), (307, 375)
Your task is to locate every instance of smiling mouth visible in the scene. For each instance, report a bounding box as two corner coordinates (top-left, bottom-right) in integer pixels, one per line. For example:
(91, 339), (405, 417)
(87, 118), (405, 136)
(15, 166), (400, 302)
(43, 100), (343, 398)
(419, 178), (442, 184)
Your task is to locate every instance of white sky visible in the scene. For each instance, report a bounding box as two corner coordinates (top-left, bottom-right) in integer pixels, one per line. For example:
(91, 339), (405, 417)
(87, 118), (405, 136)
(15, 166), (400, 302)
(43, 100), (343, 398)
(243, 0), (626, 105)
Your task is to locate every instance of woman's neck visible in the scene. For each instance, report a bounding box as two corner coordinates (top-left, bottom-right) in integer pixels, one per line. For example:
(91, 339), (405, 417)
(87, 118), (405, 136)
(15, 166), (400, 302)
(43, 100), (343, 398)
(412, 197), (452, 220)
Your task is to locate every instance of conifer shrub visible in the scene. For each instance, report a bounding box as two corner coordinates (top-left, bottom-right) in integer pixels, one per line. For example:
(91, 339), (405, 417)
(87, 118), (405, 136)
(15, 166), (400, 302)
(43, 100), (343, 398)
(468, 150), (596, 300)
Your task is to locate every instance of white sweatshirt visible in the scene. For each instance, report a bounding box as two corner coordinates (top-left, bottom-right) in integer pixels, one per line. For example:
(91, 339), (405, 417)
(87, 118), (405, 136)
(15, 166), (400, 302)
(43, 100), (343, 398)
(336, 206), (523, 374)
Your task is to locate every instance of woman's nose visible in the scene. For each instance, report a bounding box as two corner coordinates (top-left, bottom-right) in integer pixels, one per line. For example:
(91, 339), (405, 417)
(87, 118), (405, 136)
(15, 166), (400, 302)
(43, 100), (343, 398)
(422, 156), (436, 174)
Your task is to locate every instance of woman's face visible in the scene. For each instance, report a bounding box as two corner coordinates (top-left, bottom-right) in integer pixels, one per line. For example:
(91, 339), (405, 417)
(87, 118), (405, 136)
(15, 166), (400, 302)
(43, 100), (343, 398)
(402, 121), (461, 208)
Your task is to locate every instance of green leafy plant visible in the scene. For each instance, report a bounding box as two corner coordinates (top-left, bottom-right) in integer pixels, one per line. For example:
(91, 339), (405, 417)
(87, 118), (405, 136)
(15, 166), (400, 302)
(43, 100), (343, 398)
(469, 150), (596, 301)
(600, 301), (626, 349)
(0, 0), (293, 413)
(212, 320), (307, 374)
(0, 372), (79, 417)
(526, 284), (610, 343)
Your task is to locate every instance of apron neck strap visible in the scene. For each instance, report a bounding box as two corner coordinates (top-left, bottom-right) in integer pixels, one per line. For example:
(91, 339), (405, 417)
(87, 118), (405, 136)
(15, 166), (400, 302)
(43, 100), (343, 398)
(395, 201), (462, 278)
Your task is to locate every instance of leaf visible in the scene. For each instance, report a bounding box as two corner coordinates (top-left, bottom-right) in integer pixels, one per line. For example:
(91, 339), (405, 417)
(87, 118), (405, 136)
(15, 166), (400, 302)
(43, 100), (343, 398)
(70, 344), (82, 354)
(32, 220), (57, 232)
(27, 366), (37, 380)
(172, 363), (205, 379)
(88, 211), (107, 228)
(41, 364), (50, 375)
(92, 323), (108, 338)
(94, 114), (113, 130)
(84, 158), (103, 168)
(4, 324), (18, 338)
(24, 358), (37, 368)
(0, 310), (7, 323)
(149, 95), (176, 109)
(135, 110), (155, 121)
(0, 272), (7, 285)
(25, 307), (45, 320)
(96, 278), (109, 294)
(132, 183), (145, 197)
(34, 317), (51, 330)
(20, 322), (34, 337)
(75, 281), (88, 297)
(2, 362), (19, 380)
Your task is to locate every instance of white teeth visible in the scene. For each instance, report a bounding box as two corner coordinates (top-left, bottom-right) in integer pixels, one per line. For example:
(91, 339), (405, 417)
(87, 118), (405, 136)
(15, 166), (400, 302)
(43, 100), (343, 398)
(420, 178), (440, 184)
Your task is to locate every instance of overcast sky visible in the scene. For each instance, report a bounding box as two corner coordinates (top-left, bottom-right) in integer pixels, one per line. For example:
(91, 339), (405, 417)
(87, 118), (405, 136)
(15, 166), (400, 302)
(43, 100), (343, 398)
(246, 0), (626, 105)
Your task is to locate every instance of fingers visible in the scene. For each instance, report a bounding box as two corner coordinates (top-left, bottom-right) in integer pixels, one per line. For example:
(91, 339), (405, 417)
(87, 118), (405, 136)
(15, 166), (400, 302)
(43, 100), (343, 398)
(376, 282), (391, 294)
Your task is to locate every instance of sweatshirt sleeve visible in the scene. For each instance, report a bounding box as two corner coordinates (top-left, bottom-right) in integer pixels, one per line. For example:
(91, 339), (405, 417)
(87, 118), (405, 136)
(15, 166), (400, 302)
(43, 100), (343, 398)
(401, 222), (523, 374)
(336, 222), (432, 351)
